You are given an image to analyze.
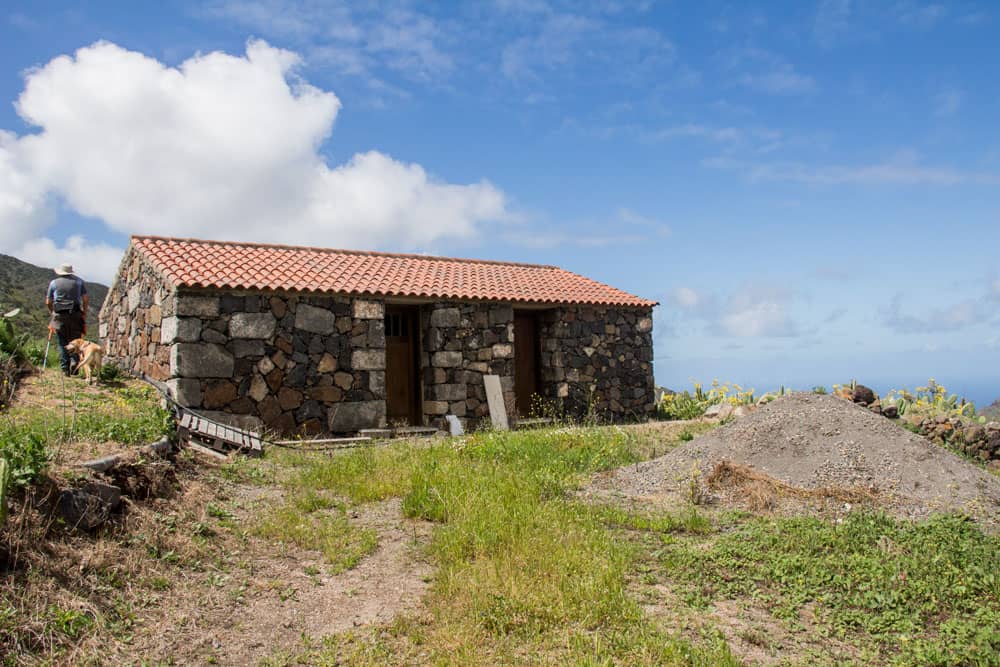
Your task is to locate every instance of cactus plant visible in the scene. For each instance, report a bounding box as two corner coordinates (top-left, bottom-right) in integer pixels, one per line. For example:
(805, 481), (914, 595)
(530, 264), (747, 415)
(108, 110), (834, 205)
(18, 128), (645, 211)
(897, 398), (909, 417)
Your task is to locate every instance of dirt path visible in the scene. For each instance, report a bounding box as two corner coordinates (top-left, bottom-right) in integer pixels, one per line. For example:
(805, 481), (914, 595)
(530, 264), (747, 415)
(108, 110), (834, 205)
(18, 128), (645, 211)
(133, 495), (434, 665)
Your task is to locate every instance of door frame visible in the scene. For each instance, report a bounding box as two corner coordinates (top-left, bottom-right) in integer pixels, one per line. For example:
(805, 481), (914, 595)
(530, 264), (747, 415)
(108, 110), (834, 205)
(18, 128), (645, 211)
(384, 304), (422, 425)
(513, 309), (542, 417)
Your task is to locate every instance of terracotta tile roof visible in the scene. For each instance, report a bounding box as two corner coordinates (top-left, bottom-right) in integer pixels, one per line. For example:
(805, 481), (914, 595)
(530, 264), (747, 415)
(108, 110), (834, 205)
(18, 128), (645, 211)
(131, 236), (656, 308)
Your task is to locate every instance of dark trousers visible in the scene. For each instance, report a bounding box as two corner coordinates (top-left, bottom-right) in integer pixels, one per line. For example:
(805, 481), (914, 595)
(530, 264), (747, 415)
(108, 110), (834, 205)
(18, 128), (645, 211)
(52, 311), (84, 374)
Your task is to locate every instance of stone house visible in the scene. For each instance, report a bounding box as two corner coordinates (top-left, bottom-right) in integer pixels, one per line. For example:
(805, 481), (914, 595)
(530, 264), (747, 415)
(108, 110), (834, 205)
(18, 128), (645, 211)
(100, 236), (657, 435)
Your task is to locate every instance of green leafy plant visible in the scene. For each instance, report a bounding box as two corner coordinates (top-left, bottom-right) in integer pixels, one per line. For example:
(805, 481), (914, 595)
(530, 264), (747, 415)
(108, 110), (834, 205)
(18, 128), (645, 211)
(0, 457), (9, 526)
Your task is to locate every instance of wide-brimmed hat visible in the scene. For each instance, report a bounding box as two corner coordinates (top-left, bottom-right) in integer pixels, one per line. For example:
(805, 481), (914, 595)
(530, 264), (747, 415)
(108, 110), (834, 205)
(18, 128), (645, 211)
(54, 263), (74, 276)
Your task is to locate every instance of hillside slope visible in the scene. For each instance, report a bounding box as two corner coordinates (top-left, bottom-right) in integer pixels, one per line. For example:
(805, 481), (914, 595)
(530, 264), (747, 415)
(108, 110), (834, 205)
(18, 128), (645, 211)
(0, 254), (109, 338)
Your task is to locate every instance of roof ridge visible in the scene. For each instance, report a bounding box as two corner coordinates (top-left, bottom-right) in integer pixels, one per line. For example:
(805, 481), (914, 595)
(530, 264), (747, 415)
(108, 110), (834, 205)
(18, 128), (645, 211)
(131, 235), (561, 270)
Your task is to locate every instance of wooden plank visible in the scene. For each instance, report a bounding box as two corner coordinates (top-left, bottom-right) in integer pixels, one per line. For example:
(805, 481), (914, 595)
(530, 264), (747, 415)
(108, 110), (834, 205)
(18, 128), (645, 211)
(187, 441), (229, 460)
(394, 426), (438, 436)
(483, 374), (509, 431)
(359, 428), (393, 439)
(515, 417), (554, 429)
(274, 437), (372, 446)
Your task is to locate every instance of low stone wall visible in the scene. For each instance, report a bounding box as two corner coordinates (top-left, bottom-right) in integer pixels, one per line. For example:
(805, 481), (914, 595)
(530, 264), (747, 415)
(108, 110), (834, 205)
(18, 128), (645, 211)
(420, 302), (516, 428)
(99, 246), (176, 380)
(539, 306), (655, 421)
(839, 384), (1000, 466)
(910, 415), (1000, 465)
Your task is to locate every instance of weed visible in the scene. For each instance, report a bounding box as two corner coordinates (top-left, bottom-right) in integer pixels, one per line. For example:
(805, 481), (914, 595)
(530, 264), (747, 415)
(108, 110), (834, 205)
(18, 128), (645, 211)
(662, 511), (1000, 664)
(254, 501), (377, 574)
(686, 460), (706, 505)
(47, 605), (93, 639)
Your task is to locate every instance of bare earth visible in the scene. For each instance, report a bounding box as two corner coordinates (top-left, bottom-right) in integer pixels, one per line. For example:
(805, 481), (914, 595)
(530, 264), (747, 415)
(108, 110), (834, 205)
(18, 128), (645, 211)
(130, 493), (434, 665)
(589, 393), (1000, 529)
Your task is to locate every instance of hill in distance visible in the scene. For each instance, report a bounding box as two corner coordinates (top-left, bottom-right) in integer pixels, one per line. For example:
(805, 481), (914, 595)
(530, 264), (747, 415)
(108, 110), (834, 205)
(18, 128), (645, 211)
(0, 253), (109, 339)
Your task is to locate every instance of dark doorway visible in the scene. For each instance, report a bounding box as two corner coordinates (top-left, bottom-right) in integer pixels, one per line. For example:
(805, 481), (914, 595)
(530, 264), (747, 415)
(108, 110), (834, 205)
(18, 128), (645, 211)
(385, 306), (421, 425)
(514, 310), (541, 417)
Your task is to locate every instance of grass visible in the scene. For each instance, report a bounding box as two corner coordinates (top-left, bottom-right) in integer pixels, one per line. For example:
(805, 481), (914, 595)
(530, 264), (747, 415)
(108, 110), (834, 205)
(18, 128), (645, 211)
(269, 426), (739, 664)
(254, 491), (378, 574)
(656, 511), (1000, 665)
(0, 369), (172, 485)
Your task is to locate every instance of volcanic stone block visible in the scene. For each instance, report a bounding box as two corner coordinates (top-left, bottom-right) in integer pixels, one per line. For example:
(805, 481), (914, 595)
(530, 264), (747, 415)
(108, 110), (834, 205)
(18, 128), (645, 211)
(334, 371), (354, 390)
(492, 343), (513, 359)
(352, 299), (383, 320)
(176, 295), (220, 318)
(203, 380), (238, 409)
(278, 387), (304, 411)
(307, 385), (344, 402)
(294, 303), (336, 334)
(317, 352), (337, 373)
(424, 400), (448, 415)
(170, 343), (234, 378)
(166, 378), (202, 406)
(248, 374), (269, 402)
(430, 307), (461, 328)
(489, 305), (513, 326)
(351, 349), (385, 370)
(328, 400), (386, 432)
(230, 312), (276, 339)
(435, 383), (467, 401)
(432, 351), (463, 368)
(232, 339), (265, 358)
(160, 316), (202, 344)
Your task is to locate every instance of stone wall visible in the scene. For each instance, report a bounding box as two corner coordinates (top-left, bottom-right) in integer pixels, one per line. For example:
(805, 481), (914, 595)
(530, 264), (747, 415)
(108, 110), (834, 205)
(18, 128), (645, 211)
(99, 246), (176, 380)
(914, 416), (1000, 466)
(102, 254), (656, 434)
(538, 306), (655, 421)
(420, 302), (516, 429)
(163, 291), (387, 435)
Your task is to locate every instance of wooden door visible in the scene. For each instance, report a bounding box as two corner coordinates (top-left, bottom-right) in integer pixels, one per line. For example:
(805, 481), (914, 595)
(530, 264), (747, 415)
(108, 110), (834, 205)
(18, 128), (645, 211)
(514, 311), (540, 417)
(385, 307), (420, 424)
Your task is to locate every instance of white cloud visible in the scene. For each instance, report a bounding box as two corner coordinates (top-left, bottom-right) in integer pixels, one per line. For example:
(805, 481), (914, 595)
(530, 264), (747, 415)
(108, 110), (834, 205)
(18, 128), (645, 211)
(740, 65), (817, 95)
(500, 13), (674, 86)
(704, 154), (1000, 186)
(718, 288), (799, 337)
(669, 284), (800, 338)
(16, 236), (126, 285)
(727, 47), (816, 96)
(0, 40), (508, 284)
(0, 130), (52, 249)
(671, 287), (702, 309)
(881, 294), (986, 333)
(202, 1), (452, 84)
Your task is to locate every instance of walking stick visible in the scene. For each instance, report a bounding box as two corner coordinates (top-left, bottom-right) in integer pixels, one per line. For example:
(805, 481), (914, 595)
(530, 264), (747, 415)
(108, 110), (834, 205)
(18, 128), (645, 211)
(43, 328), (53, 369)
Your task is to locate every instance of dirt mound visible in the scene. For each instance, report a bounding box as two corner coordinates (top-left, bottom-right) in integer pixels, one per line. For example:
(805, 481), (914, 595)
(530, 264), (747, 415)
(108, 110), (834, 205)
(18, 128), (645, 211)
(590, 393), (1000, 527)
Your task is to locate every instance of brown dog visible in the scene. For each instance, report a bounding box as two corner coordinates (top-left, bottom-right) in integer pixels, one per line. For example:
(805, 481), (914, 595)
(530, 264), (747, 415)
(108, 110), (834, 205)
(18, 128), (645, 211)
(64, 338), (103, 385)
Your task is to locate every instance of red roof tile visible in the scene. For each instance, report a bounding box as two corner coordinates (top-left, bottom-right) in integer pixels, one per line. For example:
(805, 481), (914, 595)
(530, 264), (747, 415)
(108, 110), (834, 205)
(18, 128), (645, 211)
(131, 236), (656, 308)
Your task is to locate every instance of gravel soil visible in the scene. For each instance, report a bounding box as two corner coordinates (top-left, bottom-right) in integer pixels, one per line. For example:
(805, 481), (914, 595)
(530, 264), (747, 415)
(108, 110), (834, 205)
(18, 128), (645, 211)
(588, 393), (1000, 528)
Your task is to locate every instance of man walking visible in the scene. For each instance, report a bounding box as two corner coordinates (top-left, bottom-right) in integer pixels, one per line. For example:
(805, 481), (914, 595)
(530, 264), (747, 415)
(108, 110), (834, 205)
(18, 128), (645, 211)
(46, 263), (89, 376)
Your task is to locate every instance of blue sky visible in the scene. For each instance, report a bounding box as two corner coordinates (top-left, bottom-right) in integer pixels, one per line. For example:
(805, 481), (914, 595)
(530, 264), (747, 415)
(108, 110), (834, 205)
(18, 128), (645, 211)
(1, 1), (998, 403)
